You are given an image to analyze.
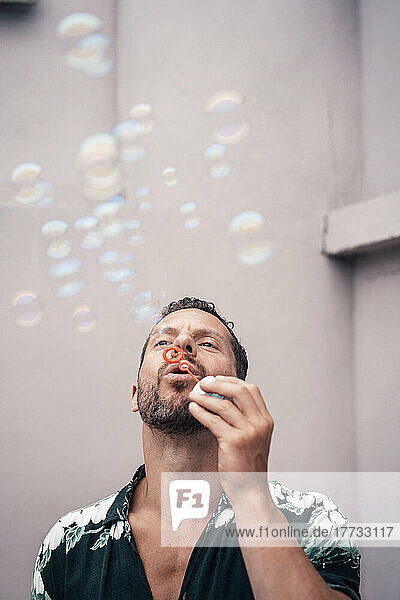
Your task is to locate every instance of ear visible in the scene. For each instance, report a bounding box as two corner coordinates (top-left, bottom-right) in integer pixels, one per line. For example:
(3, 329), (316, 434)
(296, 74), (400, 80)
(131, 384), (139, 412)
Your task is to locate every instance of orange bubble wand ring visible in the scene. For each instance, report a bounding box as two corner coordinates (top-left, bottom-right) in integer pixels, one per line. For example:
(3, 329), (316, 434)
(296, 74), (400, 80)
(162, 346), (200, 383)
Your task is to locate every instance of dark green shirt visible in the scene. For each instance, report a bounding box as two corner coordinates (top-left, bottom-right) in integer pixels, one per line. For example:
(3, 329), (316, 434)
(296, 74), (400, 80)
(31, 463), (361, 600)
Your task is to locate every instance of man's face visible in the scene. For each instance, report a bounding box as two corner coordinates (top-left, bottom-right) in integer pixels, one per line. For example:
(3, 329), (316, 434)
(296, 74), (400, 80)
(136, 308), (237, 436)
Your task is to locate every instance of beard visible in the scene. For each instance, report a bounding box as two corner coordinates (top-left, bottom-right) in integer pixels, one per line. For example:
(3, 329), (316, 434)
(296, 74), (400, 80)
(137, 365), (207, 437)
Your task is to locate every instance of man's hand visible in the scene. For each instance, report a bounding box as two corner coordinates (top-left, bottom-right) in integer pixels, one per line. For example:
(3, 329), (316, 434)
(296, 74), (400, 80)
(188, 375), (275, 506)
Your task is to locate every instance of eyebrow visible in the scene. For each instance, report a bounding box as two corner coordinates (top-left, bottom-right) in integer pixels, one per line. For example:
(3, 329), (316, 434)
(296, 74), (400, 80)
(149, 326), (227, 344)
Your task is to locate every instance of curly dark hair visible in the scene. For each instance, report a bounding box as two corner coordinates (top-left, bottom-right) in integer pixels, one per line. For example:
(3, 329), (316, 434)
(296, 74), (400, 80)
(137, 297), (248, 380)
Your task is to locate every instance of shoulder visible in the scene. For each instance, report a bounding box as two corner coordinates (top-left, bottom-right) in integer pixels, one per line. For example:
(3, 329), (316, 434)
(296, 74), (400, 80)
(268, 480), (361, 568)
(31, 489), (121, 599)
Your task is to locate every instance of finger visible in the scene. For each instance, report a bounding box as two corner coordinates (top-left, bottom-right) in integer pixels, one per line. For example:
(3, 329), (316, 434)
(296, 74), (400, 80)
(203, 376), (271, 421)
(188, 401), (233, 439)
(189, 390), (245, 429)
(199, 376), (262, 421)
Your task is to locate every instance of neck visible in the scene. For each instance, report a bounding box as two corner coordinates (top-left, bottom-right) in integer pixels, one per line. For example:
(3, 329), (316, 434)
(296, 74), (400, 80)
(135, 424), (222, 514)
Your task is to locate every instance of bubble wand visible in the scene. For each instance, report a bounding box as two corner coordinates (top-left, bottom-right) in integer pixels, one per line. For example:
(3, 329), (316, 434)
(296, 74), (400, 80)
(162, 345), (226, 398)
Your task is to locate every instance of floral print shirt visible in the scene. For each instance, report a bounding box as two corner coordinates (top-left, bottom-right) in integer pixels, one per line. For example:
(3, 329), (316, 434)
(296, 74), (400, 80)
(31, 463), (361, 600)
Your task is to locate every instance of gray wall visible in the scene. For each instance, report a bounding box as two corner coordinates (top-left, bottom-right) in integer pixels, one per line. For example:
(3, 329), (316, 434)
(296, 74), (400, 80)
(0, 1), (398, 598)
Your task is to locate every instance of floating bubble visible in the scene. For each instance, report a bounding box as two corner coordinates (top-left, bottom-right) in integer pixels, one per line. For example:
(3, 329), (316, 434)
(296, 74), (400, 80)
(46, 239), (73, 260)
(98, 220), (124, 240)
(129, 103), (155, 135)
(162, 166), (177, 188)
(179, 202), (201, 229)
(228, 211), (265, 234)
(73, 215), (99, 230)
(93, 196), (124, 220)
(228, 211), (271, 266)
(76, 133), (117, 170)
(98, 249), (120, 266)
(41, 219), (68, 238)
(209, 163), (231, 180)
(124, 220), (144, 245)
(73, 304), (97, 333)
(214, 123), (249, 145)
(237, 242), (273, 266)
(112, 120), (147, 163)
(103, 267), (134, 283)
(34, 181), (54, 207)
(135, 186), (150, 198)
(56, 13), (102, 39)
(204, 90), (244, 114)
(203, 143), (226, 161)
(48, 258), (82, 278)
(10, 162), (41, 185)
(115, 281), (134, 295)
(83, 165), (123, 201)
(11, 289), (45, 327)
(55, 280), (87, 299)
(129, 291), (159, 324)
(80, 230), (104, 250)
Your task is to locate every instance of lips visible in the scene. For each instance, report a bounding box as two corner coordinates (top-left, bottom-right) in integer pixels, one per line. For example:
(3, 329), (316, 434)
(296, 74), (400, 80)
(164, 362), (200, 377)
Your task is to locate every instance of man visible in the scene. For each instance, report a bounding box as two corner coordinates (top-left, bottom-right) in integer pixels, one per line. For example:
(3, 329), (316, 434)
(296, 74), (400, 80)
(31, 297), (361, 600)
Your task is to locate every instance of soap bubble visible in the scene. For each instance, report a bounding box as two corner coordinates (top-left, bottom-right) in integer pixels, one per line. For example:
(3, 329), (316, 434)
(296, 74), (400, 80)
(73, 305), (97, 332)
(55, 280), (87, 299)
(56, 13), (102, 39)
(179, 202), (200, 229)
(214, 123), (249, 145)
(204, 90), (244, 114)
(103, 267), (134, 283)
(10, 162), (41, 185)
(77, 134), (117, 170)
(41, 220), (68, 239)
(129, 291), (159, 324)
(115, 281), (134, 295)
(209, 164), (231, 180)
(93, 196), (124, 220)
(98, 249), (120, 266)
(162, 166), (177, 188)
(204, 143), (226, 161)
(124, 220), (144, 245)
(48, 258), (82, 278)
(229, 211), (265, 234)
(97, 220), (124, 240)
(129, 103), (155, 135)
(228, 211), (272, 266)
(73, 216), (99, 230)
(80, 230), (104, 250)
(11, 289), (45, 327)
(84, 164), (123, 201)
(112, 120), (147, 164)
(46, 239), (73, 260)
(11, 163), (54, 206)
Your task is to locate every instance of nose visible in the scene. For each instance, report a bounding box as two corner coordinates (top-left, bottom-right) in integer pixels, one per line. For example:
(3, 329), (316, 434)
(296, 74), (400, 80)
(173, 331), (197, 358)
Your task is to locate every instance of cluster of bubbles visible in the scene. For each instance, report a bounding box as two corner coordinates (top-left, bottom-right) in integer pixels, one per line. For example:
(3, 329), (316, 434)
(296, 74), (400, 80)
(56, 12), (114, 78)
(10, 163), (54, 207)
(228, 211), (272, 266)
(204, 90), (250, 180)
(9, 84), (273, 329)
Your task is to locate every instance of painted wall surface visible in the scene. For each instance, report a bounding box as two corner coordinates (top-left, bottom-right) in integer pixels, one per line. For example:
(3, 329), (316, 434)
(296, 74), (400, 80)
(2, 1), (397, 598)
(354, 1), (400, 597)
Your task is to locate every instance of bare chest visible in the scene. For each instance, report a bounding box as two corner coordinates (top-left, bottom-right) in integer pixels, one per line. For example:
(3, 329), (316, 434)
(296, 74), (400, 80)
(129, 515), (193, 600)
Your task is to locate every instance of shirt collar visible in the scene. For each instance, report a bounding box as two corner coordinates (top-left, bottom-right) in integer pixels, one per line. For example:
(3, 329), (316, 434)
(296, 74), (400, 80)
(102, 463), (234, 528)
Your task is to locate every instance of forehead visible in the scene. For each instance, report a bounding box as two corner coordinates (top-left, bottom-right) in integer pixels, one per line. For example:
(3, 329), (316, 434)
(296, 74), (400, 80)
(150, 308), (231, 342)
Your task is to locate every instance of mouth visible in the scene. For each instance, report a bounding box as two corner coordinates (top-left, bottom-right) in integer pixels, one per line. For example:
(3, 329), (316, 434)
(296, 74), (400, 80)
(163, 372), (196, 383)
